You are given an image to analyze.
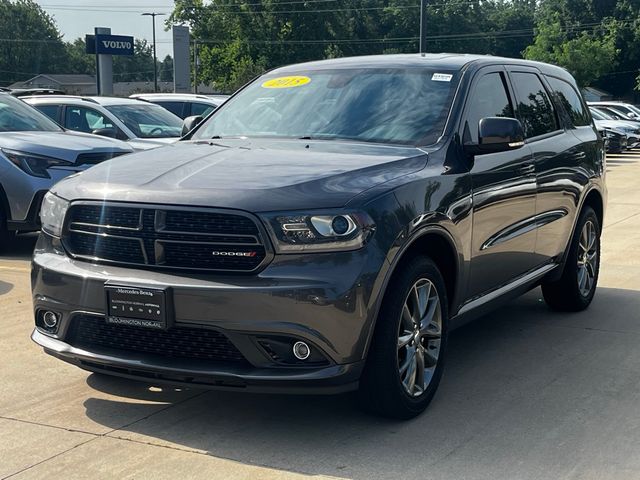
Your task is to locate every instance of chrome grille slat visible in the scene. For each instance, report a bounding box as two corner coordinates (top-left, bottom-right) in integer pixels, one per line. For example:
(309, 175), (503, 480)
(63, 203), (269, 273)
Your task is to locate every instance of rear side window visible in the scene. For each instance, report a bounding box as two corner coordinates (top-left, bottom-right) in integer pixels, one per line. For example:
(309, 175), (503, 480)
(190, 102), (216, 117)
(35, 105), (59, 122)
(463, 72), (514, 144)
(546, 77), (590, 126)
(156, 101), (185, 118)
(511, 72), (559, 139)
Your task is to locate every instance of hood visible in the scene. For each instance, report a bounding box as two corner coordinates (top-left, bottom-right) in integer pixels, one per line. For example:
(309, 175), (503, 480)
(594, 119), (639, 132)
(128, 137), (179, 151)
(52, 138), (427, 211)
(0, 131), (133, 162)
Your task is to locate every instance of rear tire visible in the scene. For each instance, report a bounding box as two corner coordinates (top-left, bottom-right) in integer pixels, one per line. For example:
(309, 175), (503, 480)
(541, 206), (600, 311)
(358, 257), (448, 420)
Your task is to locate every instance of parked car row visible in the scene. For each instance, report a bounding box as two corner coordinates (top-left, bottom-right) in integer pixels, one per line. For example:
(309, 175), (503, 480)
(588, 101), (640, 153)
(0, 90), (230, 245)
(0, 92), (133, 246)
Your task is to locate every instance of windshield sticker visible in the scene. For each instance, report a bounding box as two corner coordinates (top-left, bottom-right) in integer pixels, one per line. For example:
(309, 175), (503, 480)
(431, 73), (453, 82)
(262, 76), (311, 89)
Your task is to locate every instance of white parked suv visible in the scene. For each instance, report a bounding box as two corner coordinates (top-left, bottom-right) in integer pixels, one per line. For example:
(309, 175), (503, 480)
(130, 93), (229, 119)
(24, 96), (184, 150)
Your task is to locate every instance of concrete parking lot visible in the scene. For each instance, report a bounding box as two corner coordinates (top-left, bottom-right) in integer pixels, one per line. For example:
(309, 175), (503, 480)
(1, 152), (640, 480)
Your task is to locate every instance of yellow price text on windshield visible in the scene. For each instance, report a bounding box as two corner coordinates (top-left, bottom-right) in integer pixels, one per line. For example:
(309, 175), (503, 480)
(262, 76), (311, 89)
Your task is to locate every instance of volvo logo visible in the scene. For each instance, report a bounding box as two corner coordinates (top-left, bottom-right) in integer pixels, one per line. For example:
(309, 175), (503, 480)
(212, 251), (257, 257)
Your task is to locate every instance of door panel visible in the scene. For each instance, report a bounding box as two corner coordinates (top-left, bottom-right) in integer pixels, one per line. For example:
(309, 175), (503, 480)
(535, 76), (600, 260)
(464, 68), (538, 299)
(468, 147), (537, 298)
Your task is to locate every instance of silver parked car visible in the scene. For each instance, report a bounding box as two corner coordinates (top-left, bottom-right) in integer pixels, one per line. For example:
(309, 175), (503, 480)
(24, 96), (184, 151)
(0, 93), (133, 247)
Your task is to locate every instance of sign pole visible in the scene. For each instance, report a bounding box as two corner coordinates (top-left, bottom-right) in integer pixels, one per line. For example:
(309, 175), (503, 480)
(95, 27), (113, 96)
(94, 28), (100, 95)
(419, 0), (427, 55)
(193, 39), (198, 94)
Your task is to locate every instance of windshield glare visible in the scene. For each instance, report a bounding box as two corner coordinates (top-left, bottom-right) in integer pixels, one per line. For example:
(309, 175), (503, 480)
(105, 104), (183, 138)
(194, 68), (459, 145)
(0, 94), (62, 132)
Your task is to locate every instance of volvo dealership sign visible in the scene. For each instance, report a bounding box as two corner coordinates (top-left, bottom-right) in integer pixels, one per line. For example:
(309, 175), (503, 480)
(86, 34), (134, 56)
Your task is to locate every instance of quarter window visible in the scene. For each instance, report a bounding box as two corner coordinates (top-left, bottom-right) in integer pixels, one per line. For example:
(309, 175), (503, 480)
(547, 77), (590, 126)
(156, 101), (185, 118)
(511, 72), (559, 138)
(463, 72), (514, 144)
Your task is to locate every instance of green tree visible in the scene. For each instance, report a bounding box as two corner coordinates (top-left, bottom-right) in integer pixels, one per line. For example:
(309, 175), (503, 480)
(113, 39), (155, 82)
(160, 54), (173, 82)
(524, 13), (618, 87)
(0, 0), (67, 86)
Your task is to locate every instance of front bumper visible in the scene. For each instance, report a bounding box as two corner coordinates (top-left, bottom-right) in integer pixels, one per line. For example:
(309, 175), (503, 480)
(32, 329), (362, 394)
(31, 233), (388, 393)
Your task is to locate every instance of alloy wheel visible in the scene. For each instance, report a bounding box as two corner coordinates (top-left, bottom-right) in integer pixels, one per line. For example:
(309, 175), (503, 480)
(577, 220), (598, 297)
(397, 278), (442, 397)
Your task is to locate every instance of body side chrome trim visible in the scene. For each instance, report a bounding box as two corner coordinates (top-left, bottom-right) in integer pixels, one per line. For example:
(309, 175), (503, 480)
(457, 262), (557, 315)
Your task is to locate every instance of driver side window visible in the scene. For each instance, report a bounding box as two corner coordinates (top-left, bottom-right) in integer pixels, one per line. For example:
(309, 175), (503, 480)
(65, 106), (114, 133)
(463, 72), (514, 144)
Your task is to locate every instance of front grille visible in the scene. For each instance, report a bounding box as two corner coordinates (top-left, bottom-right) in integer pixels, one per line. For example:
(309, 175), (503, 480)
(75, 151), (128, 166)
(62, 204), (268, 272)
(69, 315), (248, 364)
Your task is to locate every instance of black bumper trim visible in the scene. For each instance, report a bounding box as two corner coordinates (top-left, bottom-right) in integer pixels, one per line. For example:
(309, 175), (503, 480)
(33, 329), (361, 395)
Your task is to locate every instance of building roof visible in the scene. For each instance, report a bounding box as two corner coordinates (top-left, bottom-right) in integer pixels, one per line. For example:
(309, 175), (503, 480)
(9, 74), (95, 88)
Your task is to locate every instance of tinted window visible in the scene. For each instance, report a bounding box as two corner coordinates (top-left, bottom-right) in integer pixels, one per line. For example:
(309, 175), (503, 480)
(190, 102), (216, 117)
(156, 101), (185, 118)
(35, 105), (59, 122)
(64, 106), (115, 133)
(463, 72), (514, 144)
(194, 68), (460, 145)
(105, 104), (183, 138)
(0, 95), (61, 132)
(511, 72), (559, 138)
(547, 77), (590, 126)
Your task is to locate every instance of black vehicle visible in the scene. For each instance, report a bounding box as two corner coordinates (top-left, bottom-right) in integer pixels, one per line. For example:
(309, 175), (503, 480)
(602, 129), (627, 153)
(31, 54), (606, 419)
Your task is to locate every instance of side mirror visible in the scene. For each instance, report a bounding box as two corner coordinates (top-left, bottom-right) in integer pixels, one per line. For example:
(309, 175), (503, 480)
(92, 127), (117, 138)
(182, 115), (204, 136)
(464, 117), (525, 155)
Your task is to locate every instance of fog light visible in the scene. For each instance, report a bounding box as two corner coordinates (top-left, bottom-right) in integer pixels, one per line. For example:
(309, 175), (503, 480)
(292, 341), (311, 360)
(43, 311), (59, 328)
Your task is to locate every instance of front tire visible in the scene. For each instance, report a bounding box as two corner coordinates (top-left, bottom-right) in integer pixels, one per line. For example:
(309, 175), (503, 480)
(0, 208), (14, 254)
(541, 206), (601, 311)
(358, 257), (448, 420)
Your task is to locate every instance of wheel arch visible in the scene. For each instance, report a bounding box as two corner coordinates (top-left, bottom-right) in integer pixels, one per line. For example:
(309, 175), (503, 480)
(362, 224), (463, 360)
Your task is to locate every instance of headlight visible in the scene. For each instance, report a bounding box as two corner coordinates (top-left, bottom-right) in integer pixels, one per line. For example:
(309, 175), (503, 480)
(40, 192), (69, 237)
(2, 148), (73, 178)
(261, 212), (375, 253)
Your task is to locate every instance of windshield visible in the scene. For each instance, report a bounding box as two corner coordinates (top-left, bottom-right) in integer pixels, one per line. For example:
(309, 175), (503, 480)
(590, 108), (610, 120)
(0, 94), (62, 132)
(105, 103), (183, 138)
(194, 68), (460, 145)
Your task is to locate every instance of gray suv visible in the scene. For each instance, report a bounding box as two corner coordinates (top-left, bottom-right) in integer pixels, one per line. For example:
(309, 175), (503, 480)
(0, 93), (133, 247)
(31, 54), (606, 419)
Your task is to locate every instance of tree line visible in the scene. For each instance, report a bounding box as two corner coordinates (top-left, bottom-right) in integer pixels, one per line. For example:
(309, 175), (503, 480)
(0, 0), (173, 87)
(2, 0), (640, 99)
(169, 0), (640, 96)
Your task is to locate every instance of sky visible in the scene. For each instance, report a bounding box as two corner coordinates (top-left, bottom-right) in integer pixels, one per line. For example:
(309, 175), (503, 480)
(36, 1), (177, 59)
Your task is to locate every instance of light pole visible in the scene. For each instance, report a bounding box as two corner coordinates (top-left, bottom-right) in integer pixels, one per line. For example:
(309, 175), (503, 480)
(419, 0), (427, 55)
(142, 12), (165, 92)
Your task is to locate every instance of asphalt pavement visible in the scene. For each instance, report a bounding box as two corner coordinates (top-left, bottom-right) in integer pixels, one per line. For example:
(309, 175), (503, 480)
(1, 152), (640, 480)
